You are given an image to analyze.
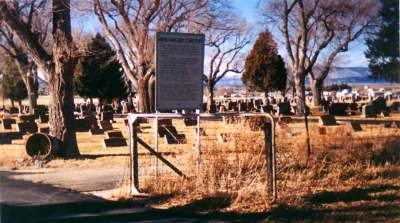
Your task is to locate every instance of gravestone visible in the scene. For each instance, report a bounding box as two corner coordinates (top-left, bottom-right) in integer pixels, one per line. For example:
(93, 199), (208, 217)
(17, 122), (38, 134)
(261, 105), (273, 114)
(328, 103), (348, 116)
(9, 107), (19, 114)
(351, 122), (362, 132)
(106, 131), (124, 139)
(362, 105), (376, 118)
(89, 128), (104, 135)
(319, 115), (337, 126)
(228, 101), (237, 111)
(238, 102), (248, 113)
(2, 118), (15, 130)
(100, 111), (114, 122)
(372, 97), (387, 114)
(103, 138), (127, 148)
(18, 114), (36, 123)
(184, 118), (197, 126)
(0, 132), (22, 144)
(384, 122), (392, 128)
(277, 102), (291, 115)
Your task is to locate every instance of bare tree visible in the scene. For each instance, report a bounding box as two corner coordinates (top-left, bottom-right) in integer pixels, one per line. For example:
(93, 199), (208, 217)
(308, 0), (378, 106)
(0, 25), (40, 112)
(0, 0), (80, 157)
(203, 18), (249, 112)
(263, 0), (378, 114)
(92, 0), (227, 112)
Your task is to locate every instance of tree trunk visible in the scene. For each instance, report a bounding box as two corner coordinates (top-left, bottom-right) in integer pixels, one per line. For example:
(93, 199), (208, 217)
(148, 75), (155, 112)
(47, 0), (79, 158)
(311, 79), (323, 107)
(294, 74), (306, 116)
(206, 82), (215, 113)
(137, 78), (150, 113)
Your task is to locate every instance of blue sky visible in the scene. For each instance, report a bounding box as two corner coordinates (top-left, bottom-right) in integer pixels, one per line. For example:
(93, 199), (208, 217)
(231, 0), (369, 67)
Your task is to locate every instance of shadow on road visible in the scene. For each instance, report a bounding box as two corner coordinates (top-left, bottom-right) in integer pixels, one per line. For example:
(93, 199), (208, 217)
(1, 171), (399, 222)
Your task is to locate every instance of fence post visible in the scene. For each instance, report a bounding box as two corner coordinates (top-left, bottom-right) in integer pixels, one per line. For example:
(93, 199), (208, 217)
(263, 121), (276, 202)
(130, 120), (140, 194)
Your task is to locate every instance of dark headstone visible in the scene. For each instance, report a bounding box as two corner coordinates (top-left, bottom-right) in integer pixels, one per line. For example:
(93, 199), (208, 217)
(384, 122), (392, 128)
(9, 107), (19, 114)
(319, 115), (337, 126)
(18, 114), (36, 123)
(261, 105), (273, 114)
(328, 103), (348, 116)
(89, 128), (104, 135)
(277, 102), (291, 115)
(362, 105), (376, 118)
(238, 102), (248, 112)
(99, 121), (113, 131)
(2, 118), (15, 130)
(17, 122), (38, 134)
(0, 132), (22, 144)
(351, 123), (362, 132)
(372, 97), (387, 114)
(106, 131), (124, 139)
(184, 118), (197, 126)
(103, 138), (127, 148)
(100, 111), (114, 122)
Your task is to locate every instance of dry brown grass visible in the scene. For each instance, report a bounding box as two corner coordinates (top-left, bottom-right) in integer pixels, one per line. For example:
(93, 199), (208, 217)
(1, 114), (399, 221)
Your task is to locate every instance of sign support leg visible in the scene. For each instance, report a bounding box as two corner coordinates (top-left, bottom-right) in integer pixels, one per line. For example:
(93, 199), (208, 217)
(196, 109), (201, 170)
(154, 113), (159, 178)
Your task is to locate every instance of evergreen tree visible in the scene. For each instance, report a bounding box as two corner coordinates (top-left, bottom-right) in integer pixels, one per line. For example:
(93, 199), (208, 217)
(75, 33), (127, 103)
(365, 0), (399, 82)
(242, 31), (287, 97)
(1, 57), (27, 106)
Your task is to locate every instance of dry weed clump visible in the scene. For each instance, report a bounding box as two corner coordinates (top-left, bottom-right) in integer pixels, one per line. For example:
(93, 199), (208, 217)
(139, 123), (400, 212)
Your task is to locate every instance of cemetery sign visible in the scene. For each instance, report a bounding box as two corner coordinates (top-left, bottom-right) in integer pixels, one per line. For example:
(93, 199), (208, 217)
(155, 32), (205, 111)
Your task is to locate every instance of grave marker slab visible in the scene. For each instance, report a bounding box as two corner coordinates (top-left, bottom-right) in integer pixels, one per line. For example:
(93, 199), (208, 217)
(362, 105), (376, 118)
(103, 138), (127, 148)
(319, 115), (337, 126)
(17, 122), (38, 134)
(2, 118), (15, 130)
(106, 131), (124, 139)
(89, 128), (104, 135)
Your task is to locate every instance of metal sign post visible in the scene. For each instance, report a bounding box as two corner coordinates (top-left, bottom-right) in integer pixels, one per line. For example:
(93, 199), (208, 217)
(195, 109), (201, 169)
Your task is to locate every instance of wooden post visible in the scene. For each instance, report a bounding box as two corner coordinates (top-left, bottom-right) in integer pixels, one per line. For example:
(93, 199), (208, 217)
(130, 121), (140, 194)
(263, 121), (276, 201)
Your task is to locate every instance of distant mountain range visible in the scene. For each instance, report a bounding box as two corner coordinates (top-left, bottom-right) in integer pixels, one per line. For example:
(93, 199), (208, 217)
(216, 67), (388, 88)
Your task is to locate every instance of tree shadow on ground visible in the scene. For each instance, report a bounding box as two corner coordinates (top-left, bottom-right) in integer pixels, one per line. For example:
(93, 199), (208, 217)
(2, 170), (399, 222)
